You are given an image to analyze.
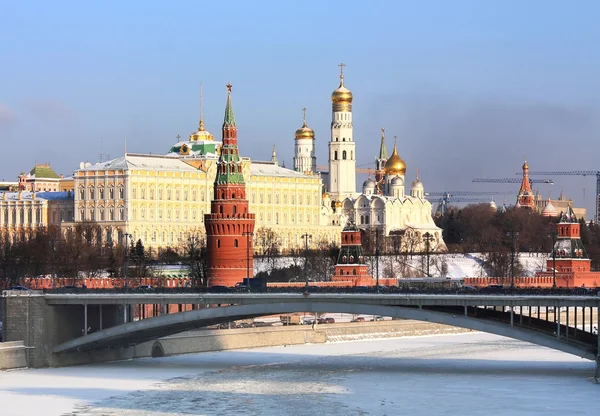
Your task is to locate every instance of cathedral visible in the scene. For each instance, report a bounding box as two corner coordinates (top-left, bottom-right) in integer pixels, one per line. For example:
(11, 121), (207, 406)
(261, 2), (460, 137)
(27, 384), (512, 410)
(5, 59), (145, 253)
(324, 65), (445, 252)
(52, 65), (443, 253)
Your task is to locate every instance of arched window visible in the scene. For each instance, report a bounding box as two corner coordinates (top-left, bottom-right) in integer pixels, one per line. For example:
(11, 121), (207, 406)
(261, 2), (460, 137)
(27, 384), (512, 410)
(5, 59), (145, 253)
(350, 151), (353, 160)
(340, 269), (344, 275)
(343, 137), (346, 142)
(217, 239), (220, 248)
(352, 269), (357, 275)
(343, 150), (347, 160)
(334, 151), (338, 160)
(233, 206), (237, 214)
(232, 193), (235, 199)
(234, 239), (238, 248)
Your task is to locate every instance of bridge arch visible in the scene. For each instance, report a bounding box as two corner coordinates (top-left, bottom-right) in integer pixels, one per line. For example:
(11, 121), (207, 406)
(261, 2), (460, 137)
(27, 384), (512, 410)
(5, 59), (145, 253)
(53, 302), (596, 360)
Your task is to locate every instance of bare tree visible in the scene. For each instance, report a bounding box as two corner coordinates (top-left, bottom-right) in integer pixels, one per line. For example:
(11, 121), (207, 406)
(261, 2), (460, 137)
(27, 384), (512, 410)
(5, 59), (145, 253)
(182, 233), (209, 288)
(255, 227), (280, 273)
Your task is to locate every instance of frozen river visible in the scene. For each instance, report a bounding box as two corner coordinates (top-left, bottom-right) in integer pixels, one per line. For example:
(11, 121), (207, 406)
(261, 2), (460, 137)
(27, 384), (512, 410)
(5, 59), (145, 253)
(1, 333), (598, 415)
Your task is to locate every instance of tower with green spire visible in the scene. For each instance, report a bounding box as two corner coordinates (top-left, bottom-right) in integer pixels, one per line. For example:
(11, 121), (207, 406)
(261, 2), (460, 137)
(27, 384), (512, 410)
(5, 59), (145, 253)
(204, 83), (255, 287)
(375, 127), (388, 189)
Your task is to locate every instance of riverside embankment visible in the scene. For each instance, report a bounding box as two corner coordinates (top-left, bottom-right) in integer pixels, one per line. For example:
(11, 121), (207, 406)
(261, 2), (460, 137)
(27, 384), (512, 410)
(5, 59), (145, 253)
(1, 320), (471, 369)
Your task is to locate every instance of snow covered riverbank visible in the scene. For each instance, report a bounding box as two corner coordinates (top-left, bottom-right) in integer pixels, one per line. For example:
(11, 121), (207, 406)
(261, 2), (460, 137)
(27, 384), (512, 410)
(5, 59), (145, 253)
(0, 333), (597, 416)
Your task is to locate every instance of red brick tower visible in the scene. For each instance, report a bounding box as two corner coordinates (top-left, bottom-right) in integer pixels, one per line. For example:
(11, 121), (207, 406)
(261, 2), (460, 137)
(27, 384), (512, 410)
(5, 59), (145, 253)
(549, 205), (591, 273)
(204, 84), (255, 287)
(516, 160), (535, 208)
(332, 221), (373, 285)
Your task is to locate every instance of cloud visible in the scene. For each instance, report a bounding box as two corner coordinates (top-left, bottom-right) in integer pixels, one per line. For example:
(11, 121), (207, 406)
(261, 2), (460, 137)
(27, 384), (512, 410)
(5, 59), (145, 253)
(0, 104), (16, 125)
(25, 99), (73, 121)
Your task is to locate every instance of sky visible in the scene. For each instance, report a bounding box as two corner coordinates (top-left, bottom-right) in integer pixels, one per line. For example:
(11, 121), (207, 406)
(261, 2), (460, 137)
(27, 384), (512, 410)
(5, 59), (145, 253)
(1, 0), (599, 216)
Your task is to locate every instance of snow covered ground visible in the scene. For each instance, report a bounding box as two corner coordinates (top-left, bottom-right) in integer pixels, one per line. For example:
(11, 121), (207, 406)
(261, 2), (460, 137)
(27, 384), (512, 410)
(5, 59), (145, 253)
(0, 333), (598, 416)
(256, 252), (549, 279)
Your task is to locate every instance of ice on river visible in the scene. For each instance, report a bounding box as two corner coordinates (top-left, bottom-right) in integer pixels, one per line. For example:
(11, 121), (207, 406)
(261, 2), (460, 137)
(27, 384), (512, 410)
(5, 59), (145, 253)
(0, 333), (598, 416)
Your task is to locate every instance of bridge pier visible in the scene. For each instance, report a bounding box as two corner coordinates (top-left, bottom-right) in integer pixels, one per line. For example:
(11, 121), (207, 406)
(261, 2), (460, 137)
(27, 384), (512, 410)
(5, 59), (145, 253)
(556, 309), (561, 339)
(84, 303), (88, 336)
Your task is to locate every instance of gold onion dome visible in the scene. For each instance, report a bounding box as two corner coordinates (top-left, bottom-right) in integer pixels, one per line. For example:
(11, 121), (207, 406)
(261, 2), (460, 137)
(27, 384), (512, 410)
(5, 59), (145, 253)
(384, 143), (406, 176)
(334, 200), (343, 208)
(331, 76), (353, 105)
(295, 108), (315, 140)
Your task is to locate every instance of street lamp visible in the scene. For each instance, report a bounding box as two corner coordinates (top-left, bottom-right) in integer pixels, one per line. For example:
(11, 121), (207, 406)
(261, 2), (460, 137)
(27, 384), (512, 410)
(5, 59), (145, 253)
(301, 233), (312, 291)
(375, 228), (380, 291)
(423, 232), (434, 277)
(51, 239), (57, 289)
(242, 231), (253, 293)
(549, 230), (558, 289)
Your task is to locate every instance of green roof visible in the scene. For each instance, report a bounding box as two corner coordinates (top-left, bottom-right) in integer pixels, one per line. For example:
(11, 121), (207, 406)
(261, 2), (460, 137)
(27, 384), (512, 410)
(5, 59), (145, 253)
(223, 87), (236, 128)
(29, 164), (60, 179)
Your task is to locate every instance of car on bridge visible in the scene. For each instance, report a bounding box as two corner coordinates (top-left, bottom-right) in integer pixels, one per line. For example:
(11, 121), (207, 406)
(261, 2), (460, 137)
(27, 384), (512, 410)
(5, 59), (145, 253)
(8, 285), (29, 291)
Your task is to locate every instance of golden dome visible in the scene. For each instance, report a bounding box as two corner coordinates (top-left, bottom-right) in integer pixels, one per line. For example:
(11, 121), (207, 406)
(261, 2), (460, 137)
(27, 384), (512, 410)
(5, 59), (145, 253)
(295, 108), (315, 140)
(334, 200), (343, 208)
(384, 143), (406, 176)
(331, 76), (353, 106)
(295, 121), (315, 140)
(322, 192), (330, 200)
(522, 160), (529, 170)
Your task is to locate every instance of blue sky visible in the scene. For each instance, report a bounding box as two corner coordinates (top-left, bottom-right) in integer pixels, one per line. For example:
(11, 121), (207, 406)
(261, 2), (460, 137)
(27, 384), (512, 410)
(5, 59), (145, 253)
(1, 1), (599, 215)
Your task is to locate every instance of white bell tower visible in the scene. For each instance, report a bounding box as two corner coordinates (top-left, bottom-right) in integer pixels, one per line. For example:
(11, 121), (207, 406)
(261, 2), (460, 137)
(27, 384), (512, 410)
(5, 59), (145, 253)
(293, 108), (316, 174)
(328, 63), (356, 201)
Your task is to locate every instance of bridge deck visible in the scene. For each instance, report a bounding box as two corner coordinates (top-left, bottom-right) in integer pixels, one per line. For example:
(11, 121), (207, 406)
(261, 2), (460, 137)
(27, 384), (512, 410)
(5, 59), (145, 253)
(43, 293), (600, 307)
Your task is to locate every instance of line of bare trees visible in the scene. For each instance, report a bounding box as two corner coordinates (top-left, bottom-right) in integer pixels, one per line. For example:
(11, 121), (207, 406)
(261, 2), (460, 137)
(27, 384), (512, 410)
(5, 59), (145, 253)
(0, 224), (213, 288)
(436, 203), (600, 273)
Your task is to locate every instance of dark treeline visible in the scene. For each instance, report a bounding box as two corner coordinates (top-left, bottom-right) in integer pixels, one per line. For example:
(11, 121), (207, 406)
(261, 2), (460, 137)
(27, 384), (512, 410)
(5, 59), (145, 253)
(434, 203), (600, 271)
(0, 223), (210, 288)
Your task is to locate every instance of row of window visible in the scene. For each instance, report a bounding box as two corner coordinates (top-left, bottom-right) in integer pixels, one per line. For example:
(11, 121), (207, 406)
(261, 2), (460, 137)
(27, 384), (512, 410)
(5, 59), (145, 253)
(251, 192), (319, 205)
(332, 150), (354, 161)
(79, 208), (125, 222)
(79, 187), (124, 201)
(2, 208), (44, 225)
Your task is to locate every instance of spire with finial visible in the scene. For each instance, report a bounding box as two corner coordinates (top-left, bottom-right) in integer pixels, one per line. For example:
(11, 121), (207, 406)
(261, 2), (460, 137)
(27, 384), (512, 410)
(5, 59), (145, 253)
(198, 81), (205, 131)
(223, 83), (236, 128)
(517, 159), (534, 208)
(378, 127), (388, 161)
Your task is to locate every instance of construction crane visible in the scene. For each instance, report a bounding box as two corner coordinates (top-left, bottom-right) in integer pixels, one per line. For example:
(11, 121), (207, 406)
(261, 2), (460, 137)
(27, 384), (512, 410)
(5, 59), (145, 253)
(520, 170), (600, 222)
(426, 191), (515, 198)
(433, 197), (497, 217)
(472, 178), (554, 184)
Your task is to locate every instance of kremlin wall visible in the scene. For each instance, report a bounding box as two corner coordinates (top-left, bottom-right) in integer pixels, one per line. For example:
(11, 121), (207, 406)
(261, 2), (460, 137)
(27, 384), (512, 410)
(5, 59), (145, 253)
(0, 65), (597, 289)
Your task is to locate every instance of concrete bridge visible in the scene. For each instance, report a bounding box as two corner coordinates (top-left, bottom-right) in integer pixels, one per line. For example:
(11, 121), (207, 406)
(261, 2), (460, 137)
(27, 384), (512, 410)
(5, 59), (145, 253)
(2, 291), (600, 376)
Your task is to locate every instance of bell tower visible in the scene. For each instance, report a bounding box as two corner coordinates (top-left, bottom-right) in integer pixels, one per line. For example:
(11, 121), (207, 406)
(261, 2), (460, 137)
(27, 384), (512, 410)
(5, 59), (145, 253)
(328, 63), (356, 201)
(204, 84), (256, 287)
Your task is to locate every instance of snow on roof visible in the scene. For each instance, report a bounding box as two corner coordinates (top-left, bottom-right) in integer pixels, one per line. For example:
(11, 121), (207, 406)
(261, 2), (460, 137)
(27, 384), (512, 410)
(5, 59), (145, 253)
(250, 162), (312, 178)
(0, 191), (49, 202)
(78, 154), (199, 172)
(36, 191), (73, 201)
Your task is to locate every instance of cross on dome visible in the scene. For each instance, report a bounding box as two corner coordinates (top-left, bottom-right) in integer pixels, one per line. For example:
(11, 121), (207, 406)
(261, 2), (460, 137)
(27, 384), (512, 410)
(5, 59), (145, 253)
(226, 83), (232, 93)
(338, 62), (345, 77)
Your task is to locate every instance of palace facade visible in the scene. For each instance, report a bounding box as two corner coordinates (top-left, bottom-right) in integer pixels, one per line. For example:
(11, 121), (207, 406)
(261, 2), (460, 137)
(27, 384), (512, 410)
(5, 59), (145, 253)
(37, 65), (444, 253)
